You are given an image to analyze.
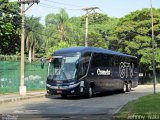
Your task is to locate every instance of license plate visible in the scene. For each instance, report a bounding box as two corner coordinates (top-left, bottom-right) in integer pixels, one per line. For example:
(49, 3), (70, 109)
(56, 90), (62, 93)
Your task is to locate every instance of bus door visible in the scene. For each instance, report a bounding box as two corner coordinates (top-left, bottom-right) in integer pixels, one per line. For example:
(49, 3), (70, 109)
(76, 52), (92, 83)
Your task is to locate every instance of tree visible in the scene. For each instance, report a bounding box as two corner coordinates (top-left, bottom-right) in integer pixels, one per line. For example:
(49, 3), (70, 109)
(43, 11), (119, 57)
(46, 41), (70, 57)
(43, 13), (59, 51)
(25, 16), (43, 62)
(115, 8), (160, 74)
(81, 13), (119, 49)
(66, 17), (84, 46)
(91, 17), (119, 50)
(88, 31), (108, 48)
(0, 0), (21, 55)
(43, 10), (83, 57)
(45, 8), (69, 41)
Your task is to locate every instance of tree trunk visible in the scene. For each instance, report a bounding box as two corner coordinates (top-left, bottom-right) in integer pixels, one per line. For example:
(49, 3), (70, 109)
(59, 23), (65, 41)
(32, 45), (35, 60)
(28, 46), (32, 63)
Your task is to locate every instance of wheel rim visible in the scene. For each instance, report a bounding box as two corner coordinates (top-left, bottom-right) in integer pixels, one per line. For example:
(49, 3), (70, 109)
(128, 83), (131, 91)
(123, 83), (126, 92)
(89, 87), (93, 97)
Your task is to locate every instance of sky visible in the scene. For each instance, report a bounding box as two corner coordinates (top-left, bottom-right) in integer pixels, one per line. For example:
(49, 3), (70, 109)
(10, 0), (159, 24)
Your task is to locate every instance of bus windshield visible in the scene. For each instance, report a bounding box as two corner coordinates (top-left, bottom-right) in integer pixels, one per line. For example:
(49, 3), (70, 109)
(48, 55), (80, 80)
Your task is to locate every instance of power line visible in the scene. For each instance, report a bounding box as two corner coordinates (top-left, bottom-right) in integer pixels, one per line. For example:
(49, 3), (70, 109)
(39, 3), (61, 9)
(39, 3), (81, 11)
(44, 0), (83, 8)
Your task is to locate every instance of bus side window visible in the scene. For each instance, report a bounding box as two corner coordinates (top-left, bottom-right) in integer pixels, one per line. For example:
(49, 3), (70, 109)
(78, 61), (89, 77)
(113, 56), (121, 67)
(77, 52), (91, 78)
(91, 53), (103, 68)
(132, 58), (138, 69)
(102, 54), (112, 67)
(112, 56), (116, 67)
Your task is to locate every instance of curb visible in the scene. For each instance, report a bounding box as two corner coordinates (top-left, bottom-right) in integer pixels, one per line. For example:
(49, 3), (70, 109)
(0, 93), (46, 105)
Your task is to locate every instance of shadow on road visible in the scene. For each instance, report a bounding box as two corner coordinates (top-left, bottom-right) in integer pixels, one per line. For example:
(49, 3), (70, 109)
(45, 90), (134, 100)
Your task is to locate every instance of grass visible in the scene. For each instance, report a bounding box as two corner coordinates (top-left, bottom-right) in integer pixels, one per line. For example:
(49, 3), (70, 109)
(115, 93), (160, 120)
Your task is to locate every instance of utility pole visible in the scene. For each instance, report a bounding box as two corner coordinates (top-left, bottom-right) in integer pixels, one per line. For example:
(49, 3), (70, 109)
(82, 7), (99, 47)
(150, 0), (157, 94)
(85, 14), (88, 47)
(18, 0), (39, 96)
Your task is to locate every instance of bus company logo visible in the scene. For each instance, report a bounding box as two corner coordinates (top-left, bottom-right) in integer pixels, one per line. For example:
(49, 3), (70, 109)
(97, 68), (111, 76)
(119, 62), (134, 78)
(56, 81), (63, 83)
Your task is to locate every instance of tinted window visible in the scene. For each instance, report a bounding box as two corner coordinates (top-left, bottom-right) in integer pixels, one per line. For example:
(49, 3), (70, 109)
(112, 56), (121, 67)
(103, 54), (113, 67)
(91, 53), (113, 68)
(91, 53), (103, 68)
(77, 52), (91, 78)
(131, 58), (138, 68)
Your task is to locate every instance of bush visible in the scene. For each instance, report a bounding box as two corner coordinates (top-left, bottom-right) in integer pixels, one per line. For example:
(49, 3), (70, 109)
(0, 55), (21, 61)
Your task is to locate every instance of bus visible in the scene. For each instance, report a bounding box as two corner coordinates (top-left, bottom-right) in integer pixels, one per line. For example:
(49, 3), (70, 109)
(43, 47), (138, 98)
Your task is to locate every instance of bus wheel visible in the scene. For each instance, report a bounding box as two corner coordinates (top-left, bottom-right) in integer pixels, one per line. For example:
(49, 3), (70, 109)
(61, 94), (67, 98)
(126, 82), (132, 92)
(87, 86), (93, 98)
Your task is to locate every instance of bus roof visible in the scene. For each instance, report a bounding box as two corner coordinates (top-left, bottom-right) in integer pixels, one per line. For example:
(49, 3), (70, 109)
(53, 46), (137, 59)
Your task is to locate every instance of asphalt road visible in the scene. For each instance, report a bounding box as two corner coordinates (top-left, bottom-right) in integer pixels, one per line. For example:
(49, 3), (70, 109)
(0, 85), (160, 120)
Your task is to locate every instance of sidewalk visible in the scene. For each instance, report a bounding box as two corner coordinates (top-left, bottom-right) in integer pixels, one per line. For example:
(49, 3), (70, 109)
(0, 91), (46, 104)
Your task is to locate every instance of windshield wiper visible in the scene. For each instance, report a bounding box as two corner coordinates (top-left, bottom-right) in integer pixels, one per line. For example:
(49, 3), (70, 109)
(60, 69), (68, 80)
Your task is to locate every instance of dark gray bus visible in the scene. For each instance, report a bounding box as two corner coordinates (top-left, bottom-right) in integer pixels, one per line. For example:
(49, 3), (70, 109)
(45, 47), (138, 98)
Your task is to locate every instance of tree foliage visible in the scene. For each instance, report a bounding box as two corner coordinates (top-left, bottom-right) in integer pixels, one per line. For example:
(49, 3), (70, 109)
(1, 4), (160, 75)
(25, 16), (43, 62)
(115, 8), (160, 73)
(45, 8), (69, 41)
(0, 0), (21, 55)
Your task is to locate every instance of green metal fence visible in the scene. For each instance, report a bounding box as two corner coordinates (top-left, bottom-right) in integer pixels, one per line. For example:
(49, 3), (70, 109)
(1, 60), (159, 94)
(0, 61), (48, 94)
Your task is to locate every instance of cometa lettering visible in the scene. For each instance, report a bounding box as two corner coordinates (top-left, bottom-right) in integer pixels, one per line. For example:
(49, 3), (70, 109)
(97, 68), (111, 75)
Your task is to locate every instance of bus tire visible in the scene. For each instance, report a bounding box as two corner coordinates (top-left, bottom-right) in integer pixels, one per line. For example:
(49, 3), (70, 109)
(126, 82), (132, 92)
(87, 86), (93, 98)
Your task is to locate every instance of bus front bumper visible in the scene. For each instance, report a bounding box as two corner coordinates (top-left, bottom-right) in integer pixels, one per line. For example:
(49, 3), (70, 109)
(46, 82), (86, 95)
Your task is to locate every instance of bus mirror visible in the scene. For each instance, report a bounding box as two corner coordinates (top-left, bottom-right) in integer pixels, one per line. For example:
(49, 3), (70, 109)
(75, 60), (79, 69)
(41, 62), (44, 69)
(75, 58), (85, 69)
(79, 58), (85, 62)
(40, 58), (45, 69)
